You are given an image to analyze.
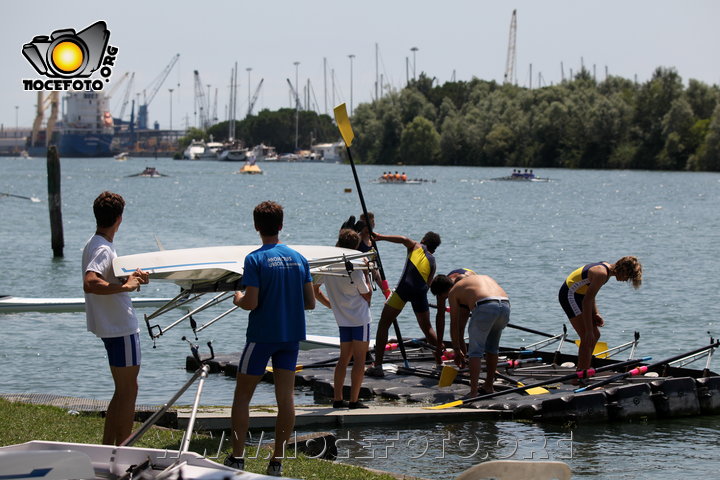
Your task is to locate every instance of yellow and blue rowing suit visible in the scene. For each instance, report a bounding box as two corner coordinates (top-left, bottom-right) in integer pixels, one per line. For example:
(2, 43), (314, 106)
(558, 262), (609, 319)
(386, 245), (436, 313)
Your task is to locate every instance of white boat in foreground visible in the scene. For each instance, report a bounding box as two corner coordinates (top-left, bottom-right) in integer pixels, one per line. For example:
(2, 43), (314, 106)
(0, 296), (172, 314)
(0, 440), (287, 480)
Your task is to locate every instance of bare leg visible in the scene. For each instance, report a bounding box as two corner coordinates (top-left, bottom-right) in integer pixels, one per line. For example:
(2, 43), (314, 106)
(104, 365), (139, 445)
(415, 311), (439, 348)
(333, 342), (353, 401)
(230, 373), (262, 458)
(570, 315), (599, 371)
(468, 356), (481, 397)
(483, 353), (498, 393)
(373, 305), (400, 366)
(350, 340), (370, 402)
(271, 369), (297, 463)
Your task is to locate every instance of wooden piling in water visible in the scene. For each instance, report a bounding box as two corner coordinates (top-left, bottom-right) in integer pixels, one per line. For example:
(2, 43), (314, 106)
(47, 146), (64, 258)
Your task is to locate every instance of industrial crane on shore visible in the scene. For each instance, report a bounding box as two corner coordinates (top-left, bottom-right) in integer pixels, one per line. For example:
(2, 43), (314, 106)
(504, 9), (517, 85)
(194, 70), (210, 130)
(247, 78), (264, 117)
(137, 53), (180, 129)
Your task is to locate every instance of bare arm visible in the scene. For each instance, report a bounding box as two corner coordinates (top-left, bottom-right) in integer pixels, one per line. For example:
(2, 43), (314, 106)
(303, 282), (316, 310)
(313, 284), (332, 309)
(435, 294), (447, 356)
(83, 269), (147, 295)
(581, 267), (608, 325)
(372, 233), (417, 250)
(233, 286), (259, 311)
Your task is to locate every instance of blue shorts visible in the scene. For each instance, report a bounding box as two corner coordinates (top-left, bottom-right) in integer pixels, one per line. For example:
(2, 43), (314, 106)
(467, 301), (511, 357)
(238, 341), (300, 376)
(102, 333), (141, 367)
(339, 324), (371, 343)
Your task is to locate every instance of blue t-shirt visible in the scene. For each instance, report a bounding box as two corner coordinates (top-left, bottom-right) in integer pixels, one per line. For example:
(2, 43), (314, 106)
(242, 244), (312, 343)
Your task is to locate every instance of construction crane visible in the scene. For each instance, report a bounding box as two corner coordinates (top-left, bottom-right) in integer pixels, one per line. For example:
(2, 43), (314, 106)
(286, 78), (302, 109)
(194, 70), (209, 130)
(247, 78), (264, 116)
(30, 91), (59, 148)
(137, 53), (180, 129)
(503, 9), (517, 85)
(117, 72), (135, 122)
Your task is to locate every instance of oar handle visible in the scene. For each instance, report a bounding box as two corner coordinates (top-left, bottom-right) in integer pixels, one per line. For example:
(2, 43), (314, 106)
(429, 303), (555, 339)
(459, 356), (650, 405)
(575, 366), (648, 393)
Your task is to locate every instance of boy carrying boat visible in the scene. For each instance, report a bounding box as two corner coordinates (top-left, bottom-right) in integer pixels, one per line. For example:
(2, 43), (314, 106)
(313, 228), (372, 409)
(82, 191), (149, 446)
(226, 201), (315, 476)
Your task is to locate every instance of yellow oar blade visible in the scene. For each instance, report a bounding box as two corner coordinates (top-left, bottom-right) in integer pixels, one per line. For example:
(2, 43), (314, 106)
(424, 400), (463, 410)
(333, 103), (354, 147)
(525, 387), (550, 395)
(266, 365), (303, 373)
(574, 340), (610, 358)
(438, 365), (458, 387)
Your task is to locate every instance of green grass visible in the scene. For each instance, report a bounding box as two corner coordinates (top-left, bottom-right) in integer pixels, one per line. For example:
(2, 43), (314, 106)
(0, 399), (405, 480)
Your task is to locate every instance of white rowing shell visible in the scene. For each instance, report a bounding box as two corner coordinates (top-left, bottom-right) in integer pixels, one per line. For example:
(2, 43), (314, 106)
(0, 296), (172, 314)
(113, 245), (368, 290)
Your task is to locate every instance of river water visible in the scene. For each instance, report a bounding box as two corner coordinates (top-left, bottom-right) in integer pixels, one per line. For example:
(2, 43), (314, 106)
(1, 156), (719, 478)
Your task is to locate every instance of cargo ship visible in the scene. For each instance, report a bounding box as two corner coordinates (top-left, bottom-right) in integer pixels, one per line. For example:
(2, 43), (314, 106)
(58, 92), (114, 157)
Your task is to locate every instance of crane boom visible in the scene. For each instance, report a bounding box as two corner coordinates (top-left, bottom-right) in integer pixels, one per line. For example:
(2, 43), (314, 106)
(247, 78), (264, 116)
(194, 70), (209, 130)
(144, 54), (180, 106)
(503, 9), (517, 84)
(118, 73), (135, 121)
(286, 78), (302, 109)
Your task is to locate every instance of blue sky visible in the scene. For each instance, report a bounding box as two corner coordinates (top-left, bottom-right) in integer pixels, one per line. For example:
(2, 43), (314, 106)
(2, 0), (719, 131)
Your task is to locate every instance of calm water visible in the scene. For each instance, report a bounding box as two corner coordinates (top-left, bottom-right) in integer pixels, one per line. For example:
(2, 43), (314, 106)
(1, 156), (719, 478)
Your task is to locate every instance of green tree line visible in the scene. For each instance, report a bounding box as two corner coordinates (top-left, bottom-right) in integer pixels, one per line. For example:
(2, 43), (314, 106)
(179, 67), (720, 171)
(351, 67), (720, 171)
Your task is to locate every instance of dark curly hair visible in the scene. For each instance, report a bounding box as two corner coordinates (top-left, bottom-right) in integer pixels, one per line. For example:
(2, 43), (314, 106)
(430, 274), (454, 297)
(254, 201), (283, 237)
(421, 231), (441, 253)
(93, 191), (125, 228)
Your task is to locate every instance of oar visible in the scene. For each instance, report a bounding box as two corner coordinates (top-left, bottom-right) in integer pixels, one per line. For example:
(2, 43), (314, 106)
(494, 371), (550, 395)
(0, 192), (40, 202)
(574, 339), (610, 358)
(438, 360), (548, 393)
(267, 338), (423, 373)
(575, 340), (720, 393)
(334, 103), (410, 369)
(425, 356), (651, 410)
(429, 303), (556, 339)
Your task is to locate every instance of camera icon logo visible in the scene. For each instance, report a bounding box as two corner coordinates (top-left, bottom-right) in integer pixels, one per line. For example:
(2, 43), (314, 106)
(22, 21), (110, 78)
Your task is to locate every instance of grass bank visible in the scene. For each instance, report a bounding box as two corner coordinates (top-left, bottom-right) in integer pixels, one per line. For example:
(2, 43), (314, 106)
(0, 399), (408, 480)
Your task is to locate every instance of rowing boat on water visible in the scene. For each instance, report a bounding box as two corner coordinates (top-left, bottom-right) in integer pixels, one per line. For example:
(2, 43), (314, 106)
(0, 296), (172, 314)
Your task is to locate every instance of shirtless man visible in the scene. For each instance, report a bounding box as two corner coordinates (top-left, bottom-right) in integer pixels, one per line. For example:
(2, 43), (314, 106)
(431, 273), (510, 397)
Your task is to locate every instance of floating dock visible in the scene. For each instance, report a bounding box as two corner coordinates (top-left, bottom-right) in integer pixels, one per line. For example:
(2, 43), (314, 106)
(185, 342), (720, 424)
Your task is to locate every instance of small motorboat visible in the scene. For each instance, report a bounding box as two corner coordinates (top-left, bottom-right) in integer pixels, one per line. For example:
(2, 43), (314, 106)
(127, 167), (167, 178)
(114, 152), (129, 161)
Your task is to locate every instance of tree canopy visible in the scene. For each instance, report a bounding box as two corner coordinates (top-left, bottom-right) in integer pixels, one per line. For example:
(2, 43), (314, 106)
(350, 68), (720, 171)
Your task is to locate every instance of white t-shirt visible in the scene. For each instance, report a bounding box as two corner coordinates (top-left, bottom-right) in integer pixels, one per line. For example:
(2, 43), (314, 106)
(82, 235), (138, 338)
(317, 269), (372, 327)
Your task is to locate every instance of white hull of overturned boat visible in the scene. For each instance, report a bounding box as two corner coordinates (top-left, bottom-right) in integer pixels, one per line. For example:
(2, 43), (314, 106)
(0, 296), (172, 314)
(0, 440), (292, 480)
